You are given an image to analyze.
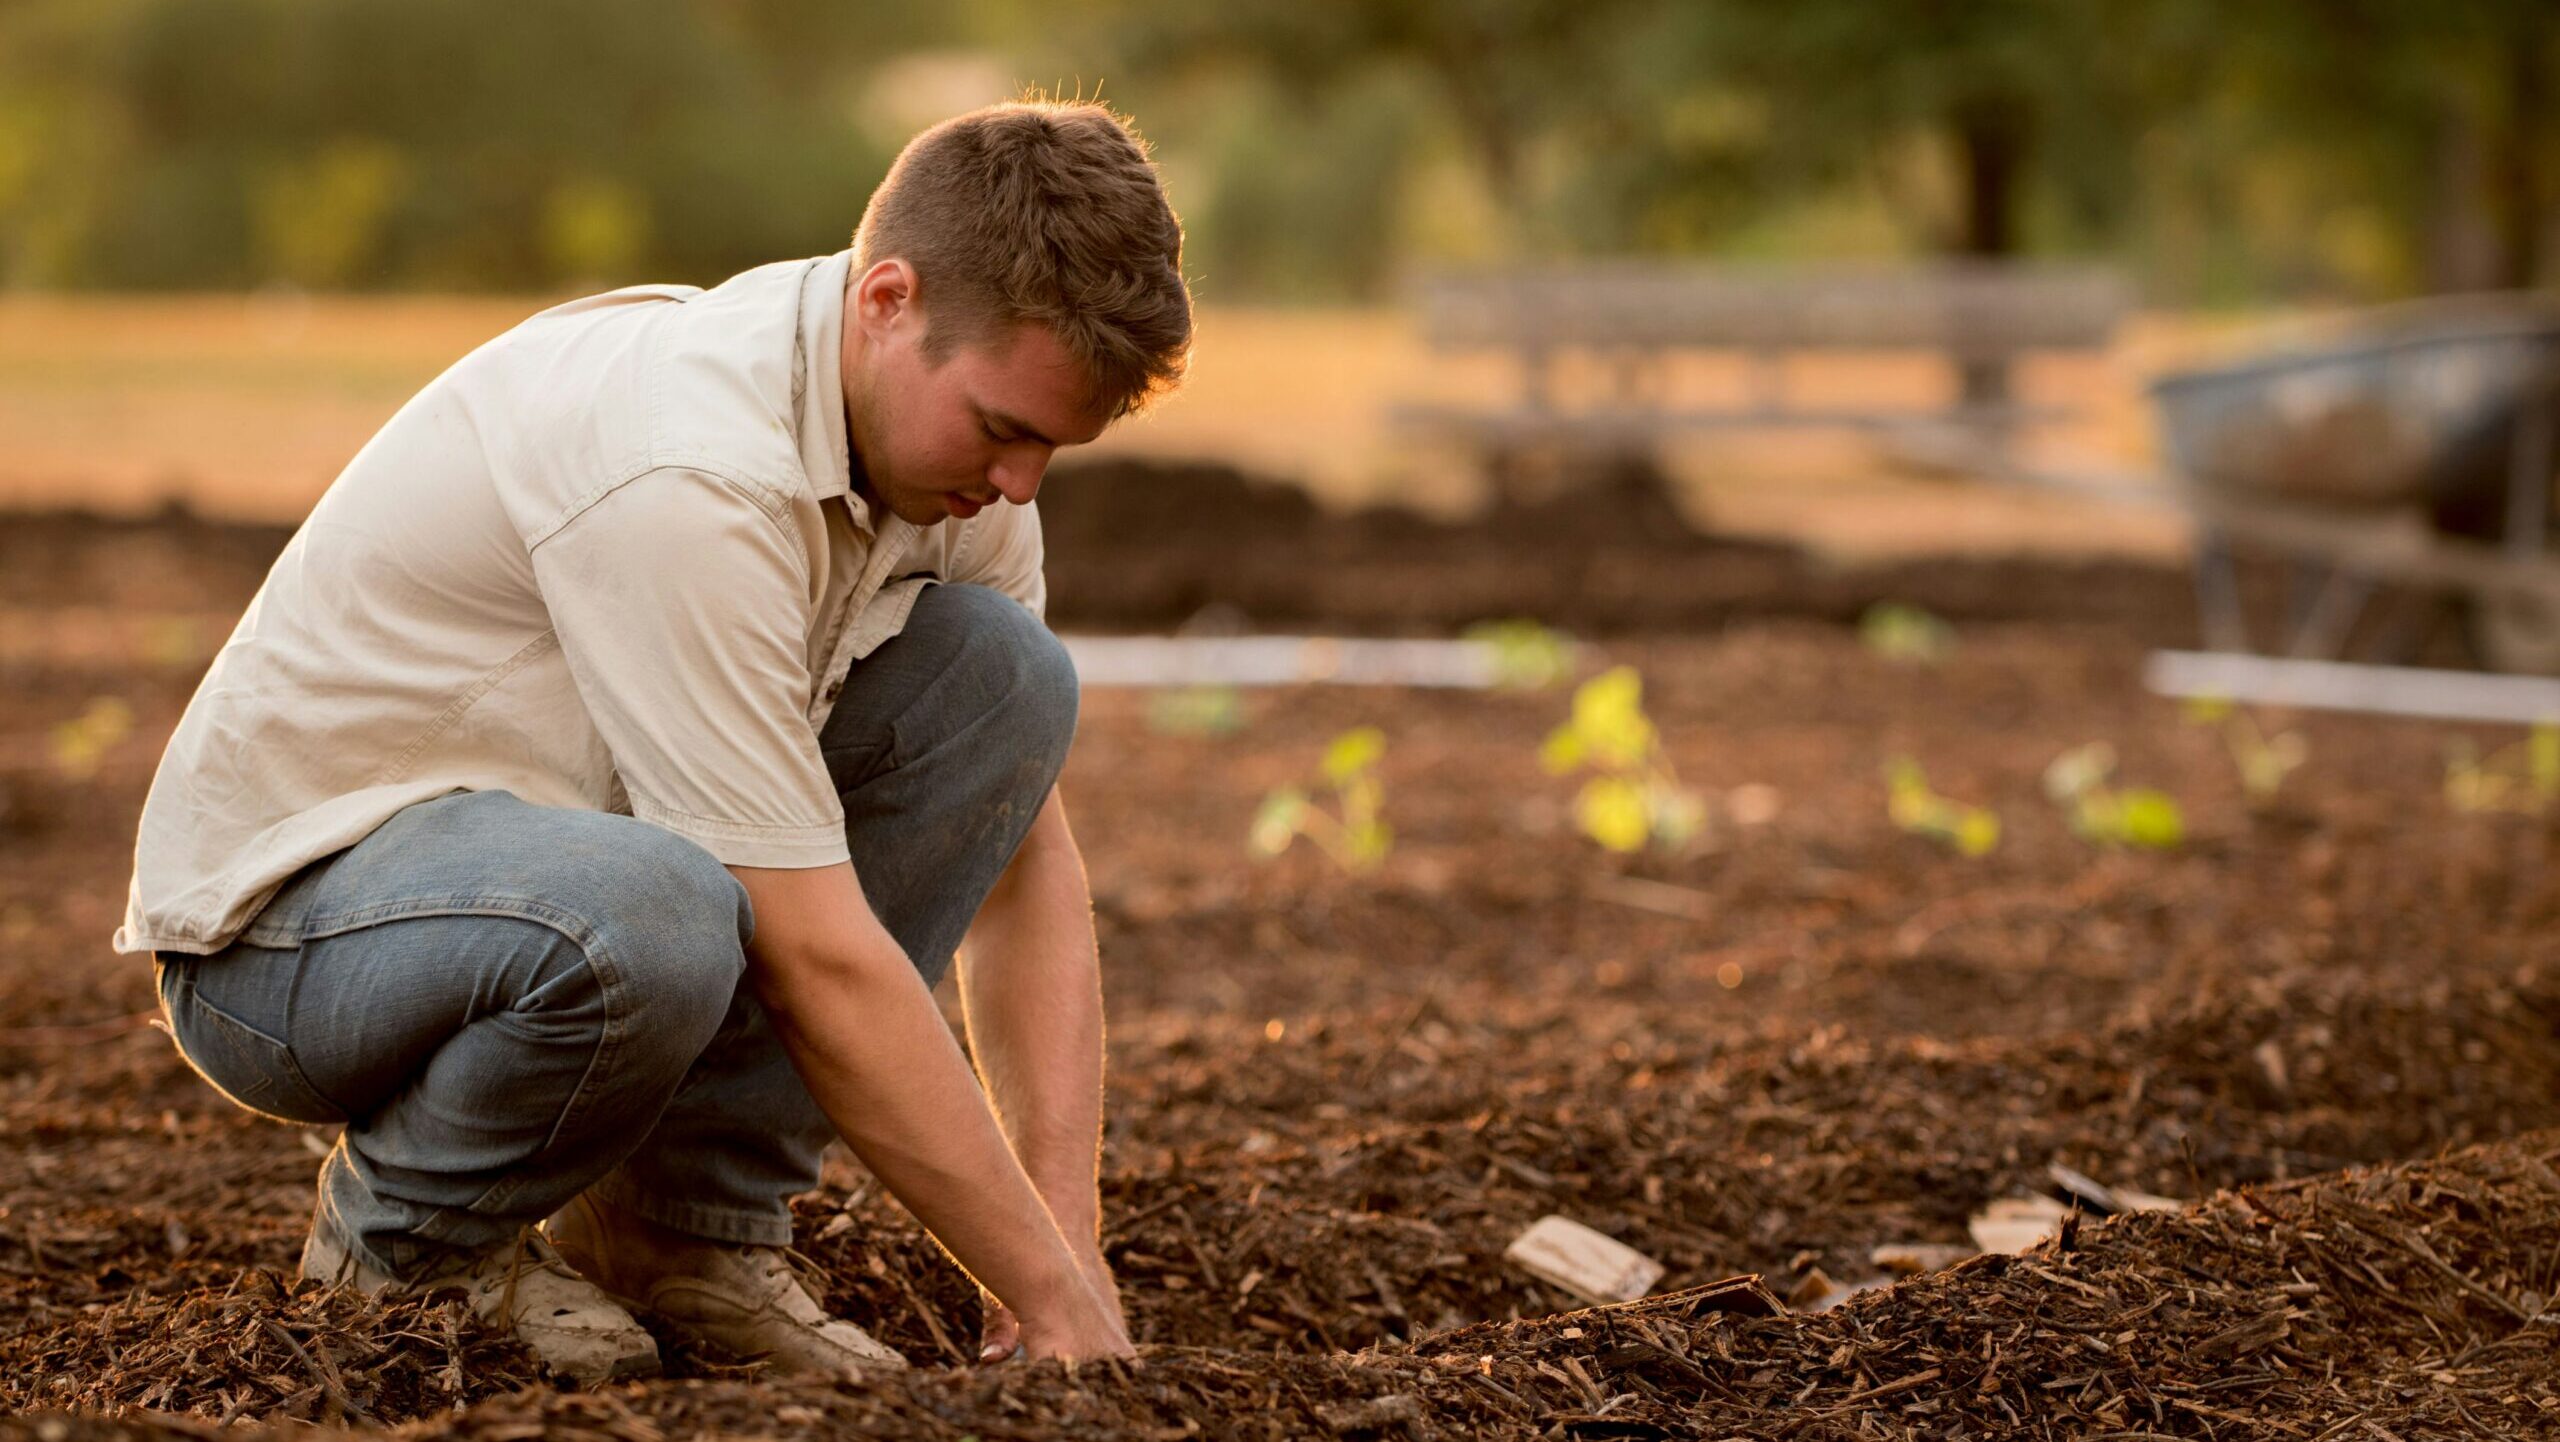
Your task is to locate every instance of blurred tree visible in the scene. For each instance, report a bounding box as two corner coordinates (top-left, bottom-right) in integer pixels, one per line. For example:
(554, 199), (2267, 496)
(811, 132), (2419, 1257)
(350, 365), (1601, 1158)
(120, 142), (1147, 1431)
(0, 0), (2547, 300)
(1113, 0), (1738, 267)
(250, 140), (408, 288)
(1703, 0), (2139, 260)
(2266, 0), (2547, 289)
(6, 0), (891, 289)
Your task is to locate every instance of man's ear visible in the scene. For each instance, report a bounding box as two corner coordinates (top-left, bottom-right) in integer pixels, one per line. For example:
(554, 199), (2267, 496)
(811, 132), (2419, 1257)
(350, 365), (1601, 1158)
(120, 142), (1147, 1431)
(853, 258), (920, 339)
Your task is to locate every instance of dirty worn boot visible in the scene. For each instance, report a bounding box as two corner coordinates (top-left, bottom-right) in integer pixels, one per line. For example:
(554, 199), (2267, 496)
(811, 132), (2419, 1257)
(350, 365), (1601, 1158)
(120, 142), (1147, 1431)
(299, 1213), (661, 1385)
(546, 1191), (907, 1378)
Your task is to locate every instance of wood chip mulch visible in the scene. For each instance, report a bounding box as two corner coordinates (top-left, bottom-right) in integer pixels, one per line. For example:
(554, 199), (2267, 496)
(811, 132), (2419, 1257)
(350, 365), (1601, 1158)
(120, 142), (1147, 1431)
(10, 1132), (2558, 1440)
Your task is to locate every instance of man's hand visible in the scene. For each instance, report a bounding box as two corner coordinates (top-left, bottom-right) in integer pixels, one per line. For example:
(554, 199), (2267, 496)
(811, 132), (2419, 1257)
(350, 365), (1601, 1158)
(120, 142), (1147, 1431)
(982, 1246), (1124, 1362)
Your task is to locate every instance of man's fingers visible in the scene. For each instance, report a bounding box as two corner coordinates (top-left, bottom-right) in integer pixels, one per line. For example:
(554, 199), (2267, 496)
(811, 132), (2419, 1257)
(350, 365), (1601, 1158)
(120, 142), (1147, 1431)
(979, 1300), (1022, 1362)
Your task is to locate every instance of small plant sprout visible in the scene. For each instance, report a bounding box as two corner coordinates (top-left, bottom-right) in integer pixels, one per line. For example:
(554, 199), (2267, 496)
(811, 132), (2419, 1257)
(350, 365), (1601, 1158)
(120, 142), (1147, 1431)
(1146, 684), (1246, 737)
(1540, 666), (1706, 854)
(1884, 759), (2000, 856)
(48, 696), (135, 781)
(2180, 694), (2307, 805)
(1859, 602), (1956, 665)
(2443, 721), (2560, 816)
(1249, 727), (1392, 872)
(2042, 742), (2185, 849)
(1463, 619), (1577, 690)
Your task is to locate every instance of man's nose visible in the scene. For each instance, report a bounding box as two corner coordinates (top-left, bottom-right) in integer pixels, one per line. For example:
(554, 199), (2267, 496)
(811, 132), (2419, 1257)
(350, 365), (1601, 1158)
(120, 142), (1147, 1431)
(988, 448), (1049, 505)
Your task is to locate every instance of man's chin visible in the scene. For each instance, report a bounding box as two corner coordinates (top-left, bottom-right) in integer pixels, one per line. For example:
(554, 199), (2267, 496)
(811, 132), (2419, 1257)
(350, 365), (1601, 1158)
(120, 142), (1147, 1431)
(883, 493), (948, 526)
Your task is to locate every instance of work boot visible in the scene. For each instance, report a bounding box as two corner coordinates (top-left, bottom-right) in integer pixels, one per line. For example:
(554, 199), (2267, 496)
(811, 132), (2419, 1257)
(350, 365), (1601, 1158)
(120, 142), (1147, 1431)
(299, 1214), (661, 1385)
(546, 1192), (908, 1379)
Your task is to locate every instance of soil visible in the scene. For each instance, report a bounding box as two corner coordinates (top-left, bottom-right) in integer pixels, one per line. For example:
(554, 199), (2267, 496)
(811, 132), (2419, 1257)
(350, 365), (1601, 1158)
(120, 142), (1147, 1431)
(5, 477), (2560, 1438)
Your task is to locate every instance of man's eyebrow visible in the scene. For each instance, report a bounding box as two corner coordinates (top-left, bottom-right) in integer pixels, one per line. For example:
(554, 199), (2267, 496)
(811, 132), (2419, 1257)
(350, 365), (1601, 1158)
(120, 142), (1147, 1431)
(978, 405), (1058, 448)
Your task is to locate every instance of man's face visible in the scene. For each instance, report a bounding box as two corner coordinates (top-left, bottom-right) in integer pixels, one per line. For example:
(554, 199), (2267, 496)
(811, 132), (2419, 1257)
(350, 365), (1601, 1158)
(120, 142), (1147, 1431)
(840, 260), (1109, 528)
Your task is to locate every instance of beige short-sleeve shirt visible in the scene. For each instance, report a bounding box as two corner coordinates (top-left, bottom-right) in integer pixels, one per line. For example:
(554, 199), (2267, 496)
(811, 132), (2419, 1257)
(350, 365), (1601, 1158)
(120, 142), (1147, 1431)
(115, 251), (1048, 956)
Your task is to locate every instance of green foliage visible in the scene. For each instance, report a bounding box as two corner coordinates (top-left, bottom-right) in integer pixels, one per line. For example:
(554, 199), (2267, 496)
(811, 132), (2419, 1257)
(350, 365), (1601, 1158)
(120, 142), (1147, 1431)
(1859, 603), (1956, 665)
(1464, 618), (1577, 691)
(1, 0), (889, 289)
(2444, 723), (2560, 816)
(1249, 727), (1392, 872)
(2, 0), (2551, 296)
(2180, 695), (2308, 805)
(2042, 742), (2185, 850)
(1541, 666), (1704, 854)
(1884, 758), (2000, 856)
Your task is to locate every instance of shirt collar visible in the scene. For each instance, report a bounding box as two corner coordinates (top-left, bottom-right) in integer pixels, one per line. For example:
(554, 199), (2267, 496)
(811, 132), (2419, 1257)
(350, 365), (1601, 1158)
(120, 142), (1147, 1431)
(796, 249), (862, 516)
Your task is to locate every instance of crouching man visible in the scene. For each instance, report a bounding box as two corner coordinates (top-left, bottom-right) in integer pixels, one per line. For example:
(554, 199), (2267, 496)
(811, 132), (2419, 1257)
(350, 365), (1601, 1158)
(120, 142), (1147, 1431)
(111, 99), (1190, 1382)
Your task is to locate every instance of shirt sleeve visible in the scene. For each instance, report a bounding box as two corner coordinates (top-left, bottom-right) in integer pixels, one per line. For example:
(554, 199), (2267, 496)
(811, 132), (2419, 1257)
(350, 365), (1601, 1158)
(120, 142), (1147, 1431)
(530, 467), (851, 869)
(952, 497), (1048, 620)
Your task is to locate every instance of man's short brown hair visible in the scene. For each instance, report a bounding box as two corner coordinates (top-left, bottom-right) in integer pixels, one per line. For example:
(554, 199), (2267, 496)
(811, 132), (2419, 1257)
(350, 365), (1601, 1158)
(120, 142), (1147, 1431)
(853, 98), (1191, 420)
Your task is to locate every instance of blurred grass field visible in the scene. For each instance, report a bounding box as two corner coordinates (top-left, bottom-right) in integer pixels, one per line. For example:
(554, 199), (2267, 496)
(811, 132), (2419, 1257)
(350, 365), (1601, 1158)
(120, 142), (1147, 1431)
(0, 292), (2223, 561)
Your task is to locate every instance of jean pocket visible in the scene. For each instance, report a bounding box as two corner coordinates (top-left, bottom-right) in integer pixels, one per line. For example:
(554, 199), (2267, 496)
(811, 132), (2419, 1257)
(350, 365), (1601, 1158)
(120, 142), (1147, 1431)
(162, 971), (344, 1125)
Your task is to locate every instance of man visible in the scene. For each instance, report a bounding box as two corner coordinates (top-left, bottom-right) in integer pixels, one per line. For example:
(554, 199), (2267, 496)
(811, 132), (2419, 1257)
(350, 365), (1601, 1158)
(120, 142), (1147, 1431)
(112, 99), (1189, 1382)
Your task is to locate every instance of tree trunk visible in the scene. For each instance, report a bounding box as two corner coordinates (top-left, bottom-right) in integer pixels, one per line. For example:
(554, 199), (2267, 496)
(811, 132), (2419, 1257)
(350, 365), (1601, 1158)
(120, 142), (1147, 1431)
(1951, 94), (2031, 412)
(2486, 22), (2548, 288)
(1953, 94), (2028, 259)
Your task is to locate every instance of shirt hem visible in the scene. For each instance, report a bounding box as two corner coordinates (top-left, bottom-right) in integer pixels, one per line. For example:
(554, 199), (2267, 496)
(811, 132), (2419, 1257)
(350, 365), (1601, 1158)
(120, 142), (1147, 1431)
(629, 798), (850, 870)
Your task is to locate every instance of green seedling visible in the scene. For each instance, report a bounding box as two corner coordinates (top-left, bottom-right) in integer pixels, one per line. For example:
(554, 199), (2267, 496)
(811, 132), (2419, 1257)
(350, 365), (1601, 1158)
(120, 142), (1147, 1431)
(1249, 727), (1392, 872)
(1859, 602), (1956, 665)
(2180, 695), (2308, 805)
(49, 696), (134, 781)
(1885, 758), (2001, 856)
(1146, 684), (1246, 737)
(1540, 666), (1705, 854)
(138, 616), (208, 671)
(2444, 722), (2560, 816)
(2042, 742), (2184, 849)
(1464, 618), (1577, 690)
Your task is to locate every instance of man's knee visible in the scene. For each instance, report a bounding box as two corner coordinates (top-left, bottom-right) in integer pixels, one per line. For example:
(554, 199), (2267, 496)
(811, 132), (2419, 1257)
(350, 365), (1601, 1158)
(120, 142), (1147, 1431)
(906, 583), (1079, 762)
(570, 820), (753, 1044)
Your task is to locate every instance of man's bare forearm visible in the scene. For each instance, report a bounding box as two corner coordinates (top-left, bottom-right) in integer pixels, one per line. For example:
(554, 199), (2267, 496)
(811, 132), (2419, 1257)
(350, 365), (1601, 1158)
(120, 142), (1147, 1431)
(959, 789), (1106, 1245)
(729, 860), (1126, 1357)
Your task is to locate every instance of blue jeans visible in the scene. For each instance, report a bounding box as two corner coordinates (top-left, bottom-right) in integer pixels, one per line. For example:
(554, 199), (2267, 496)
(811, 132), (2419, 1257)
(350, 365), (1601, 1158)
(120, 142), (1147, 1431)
(153, 584), (1077, 1280)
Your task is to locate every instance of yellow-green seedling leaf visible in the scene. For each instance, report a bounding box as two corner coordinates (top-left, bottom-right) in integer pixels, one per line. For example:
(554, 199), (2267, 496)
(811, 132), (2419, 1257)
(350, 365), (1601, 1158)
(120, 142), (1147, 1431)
(2067, 790), (2118, 842)
(2240, 730), (2308, 800)
(1588, 709), (1655, 770)
(1571, 667), (1656, 768)
(1249, 789), (1307, 858)
(1885, 758), (1936, 830)
(2180, 693), (2235, 725)
(1339, 775), (1383, 826)
(1344, 818), (1393, 869)
(2533, 722), (2560, 801)
(2115, 789), (2185, 849)
(1648, 783), (1708, 851)
(2444, 741), (2491, 812)
(1320, 727), (1385, 784)
(1539, 724), (1587, 776)
(1955, 808), (2001, 857)
(1147, 685), (1245, 737)
(1465, 619), (1576, 690)
(2042, 742), (2116, 803)
(1575, 776), (1652, 854)
(49, 696), (135, 781)
(1858, 602), (1956, 664)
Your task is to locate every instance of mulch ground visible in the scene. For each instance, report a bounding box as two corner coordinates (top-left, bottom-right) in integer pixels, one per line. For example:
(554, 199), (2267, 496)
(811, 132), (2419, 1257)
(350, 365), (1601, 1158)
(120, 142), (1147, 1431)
(5, 488), (2559, 1437)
